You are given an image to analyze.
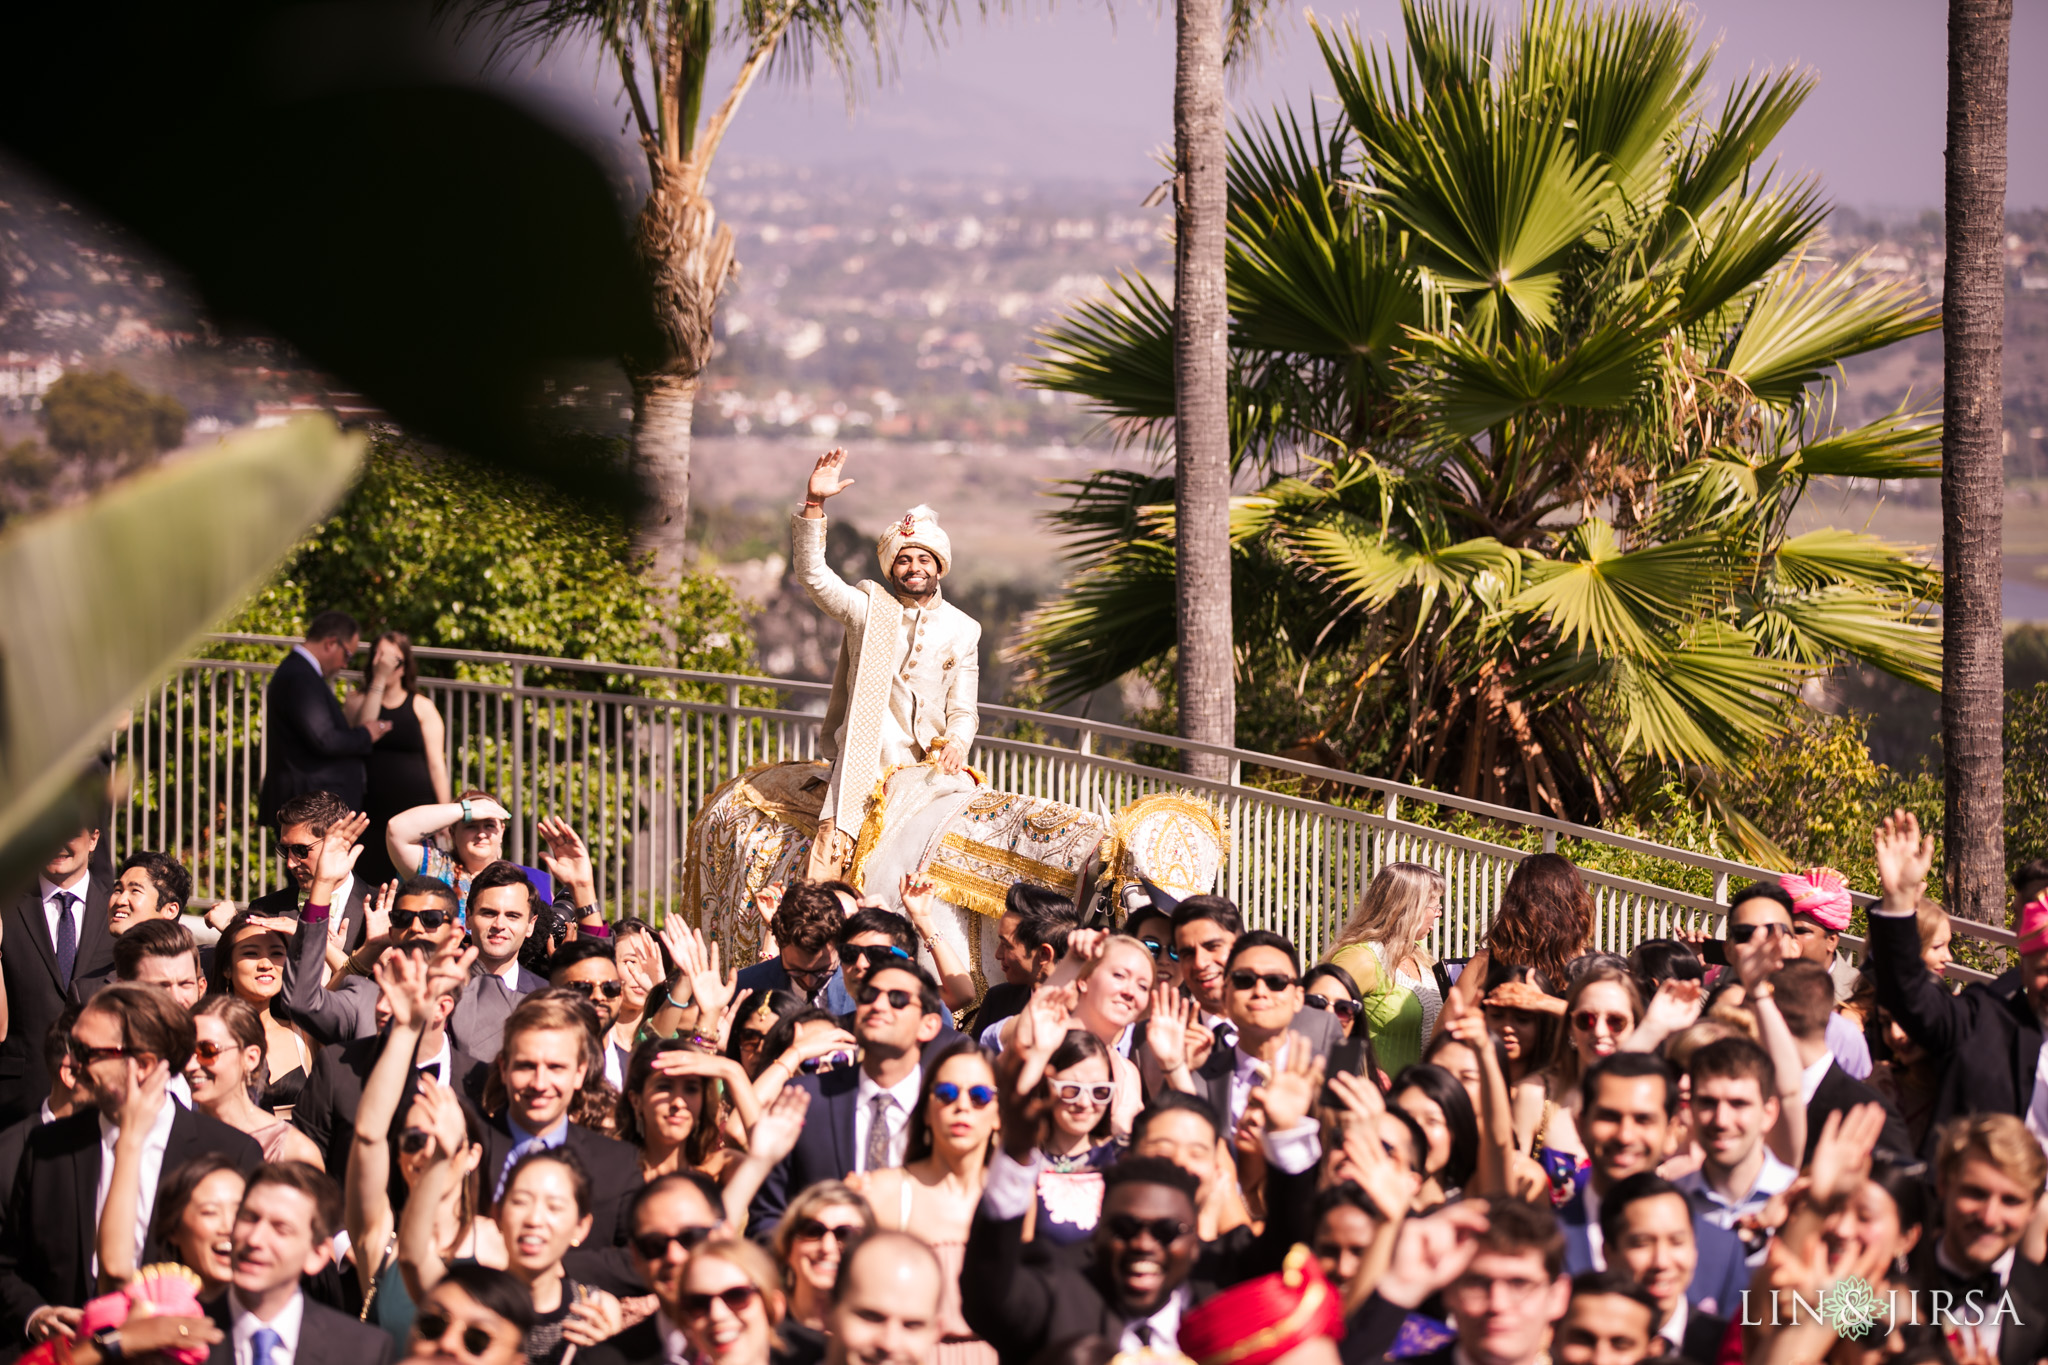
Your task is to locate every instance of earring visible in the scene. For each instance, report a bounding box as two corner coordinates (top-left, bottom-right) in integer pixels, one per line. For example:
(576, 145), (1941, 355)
(1895, 1254), (1909, 1278)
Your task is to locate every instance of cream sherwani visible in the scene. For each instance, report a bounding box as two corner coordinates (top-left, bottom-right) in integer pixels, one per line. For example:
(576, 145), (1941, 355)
(792, 513), (981, 835)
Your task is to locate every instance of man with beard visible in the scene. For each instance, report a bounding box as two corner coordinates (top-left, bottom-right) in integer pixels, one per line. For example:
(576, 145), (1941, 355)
(549, 938), (626, 1087)
(793, 448), (979, 881)
(577, 1173), (725, 1365)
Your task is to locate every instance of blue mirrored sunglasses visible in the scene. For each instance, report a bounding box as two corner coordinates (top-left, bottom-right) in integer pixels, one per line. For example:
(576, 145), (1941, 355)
(932, 1081), (996, 1108)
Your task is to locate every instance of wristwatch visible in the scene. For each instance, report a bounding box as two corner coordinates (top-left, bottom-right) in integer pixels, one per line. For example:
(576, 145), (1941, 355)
(90, 1326), (123, 1362)
(460, 798), (474, 824)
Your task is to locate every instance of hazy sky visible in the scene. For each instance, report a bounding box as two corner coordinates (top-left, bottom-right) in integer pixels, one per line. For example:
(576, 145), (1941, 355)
(499, 0), (2048, 208)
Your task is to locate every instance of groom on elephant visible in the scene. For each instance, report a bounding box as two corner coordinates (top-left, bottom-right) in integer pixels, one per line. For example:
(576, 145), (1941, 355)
(795, 447), (981, 881)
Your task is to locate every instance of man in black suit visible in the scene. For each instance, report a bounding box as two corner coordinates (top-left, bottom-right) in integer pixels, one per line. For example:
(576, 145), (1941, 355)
(578, 1172), (729, 1365)
(1554, 1271), (1660, 1365)
(0, 1009), (87, 1201)
(203, 1163), (395, 1365)
(0, 827), (117, 1125)
(0, 984), (264, 1342)
(1770, 961), (1911, 1162)
(1179, 930), (1344, 1131)
(246, 793), (376, 958)
(1872, 810), (2047, 1159)
(1907, 1112), (2048, 1365)
(478, 991), (643, 1295)
(746, 959), (947, 1237)
(731, 881), (842, 1007)
(257, 611), (390, 827)
(290, 882), (488, 1182)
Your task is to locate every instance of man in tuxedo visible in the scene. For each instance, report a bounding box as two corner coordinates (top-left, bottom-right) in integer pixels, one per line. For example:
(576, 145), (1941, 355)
(246, 793), (375, 954)
(577, 1172), (729, 1365)
(204, 1163), (395, 1365)
(1909, 1113), (2048, 1365)
(1769, 961), (1911, 1163)
(747, 958), (947, 1236)
(1557, 1053), (1748, 1319)
(0, 827), (117, 1125)
(450, 863), (549, 1063)
(256, 611), (390, 826)
(732, 880), (842, 1007)
(290, 885), (487, 1182)
(0, 984), (264, 1343)
(1185, 930), (1343, 1130)
(477, 992), (643, 1294)
(1599, 1174), (1729, 1363)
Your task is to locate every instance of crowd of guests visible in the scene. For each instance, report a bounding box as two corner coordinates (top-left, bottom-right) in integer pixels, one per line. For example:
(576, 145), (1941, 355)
(9, 625), (2048, 1365)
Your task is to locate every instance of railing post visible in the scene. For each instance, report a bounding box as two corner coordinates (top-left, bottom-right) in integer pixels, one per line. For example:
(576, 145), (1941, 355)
(1229, 756), (1242, 786)
(510, 663), (525, 864)
(726, 682), (743, 781)
(1542, 828), (1557, 853)
(1383, 790), (1399, 822)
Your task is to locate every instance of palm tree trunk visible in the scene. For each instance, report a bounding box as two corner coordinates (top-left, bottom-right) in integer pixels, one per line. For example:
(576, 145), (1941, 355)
(628, 158), (735, 592)
(1940, 0), (2011, 923)
(1172, 0), (1234, 781)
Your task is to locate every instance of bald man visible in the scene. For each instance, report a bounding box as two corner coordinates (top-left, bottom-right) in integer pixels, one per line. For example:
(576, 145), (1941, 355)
(827, 1230), (946, 1365)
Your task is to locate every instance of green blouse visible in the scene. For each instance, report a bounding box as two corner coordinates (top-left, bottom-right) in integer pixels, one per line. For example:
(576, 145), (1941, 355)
(1328, 941), (1427, 1076)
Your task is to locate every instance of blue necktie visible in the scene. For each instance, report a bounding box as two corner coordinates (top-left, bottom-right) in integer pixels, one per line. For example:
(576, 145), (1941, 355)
(495, 1135), (544, 1202)
(251, 1326), (283, 1365)
(52, 891), (77, 984)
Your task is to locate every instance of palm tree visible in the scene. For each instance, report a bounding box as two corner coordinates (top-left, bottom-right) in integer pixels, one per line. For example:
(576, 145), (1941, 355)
(1018, 0), (1942, 843)
(1940, 0), (2011, 924)
(445, 0), (946, 590)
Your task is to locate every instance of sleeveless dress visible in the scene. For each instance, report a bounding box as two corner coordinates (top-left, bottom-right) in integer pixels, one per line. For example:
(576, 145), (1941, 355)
(893, 1182), (997, 1365)
(363, 691), (439, 886)
(1329, 942), (1428, 1075)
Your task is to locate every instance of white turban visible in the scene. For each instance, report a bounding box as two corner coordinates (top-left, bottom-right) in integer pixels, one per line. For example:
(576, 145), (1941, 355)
(876, 504), (952, 577)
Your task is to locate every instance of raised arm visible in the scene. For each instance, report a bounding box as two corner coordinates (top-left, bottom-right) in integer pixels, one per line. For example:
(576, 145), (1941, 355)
(349, 946), (451, 1300)
(790, 449), (868, 624)
(900, 876), (975, 1009)
(1869, 810), (1971, 1053)
(396, 1077), (476, 1306)
(1749, 983), (1808, 1167)
(384, 797), (505, 884)
(280, 814), (381, 1043)
(96, 1060), (171, 1291)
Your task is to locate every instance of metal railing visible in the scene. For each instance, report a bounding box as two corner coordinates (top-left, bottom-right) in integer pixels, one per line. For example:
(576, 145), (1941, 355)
(108, 635), (2009, 981)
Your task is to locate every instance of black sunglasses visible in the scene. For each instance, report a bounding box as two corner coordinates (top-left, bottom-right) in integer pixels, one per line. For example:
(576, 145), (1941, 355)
(1728, 921), (1787, 944)
(399, 1128), (433, 1154)
(681, 1285), (761, 1318)
(1105, 1213), (1189, 1245)
(280, 842), (318, 861)
(392, 907), (455, 932)
(565, 979), (624, 999)
(67, 1040), (139, 1067)
(414, 1311), (496, 1357)
(1303, 993), (1362, 1020)
(854, 945), (913, 968)
(1228, 969), (1297, 993)
(631, 1225), (717, 1260)
(793, 1219), (861, 1244)
(857, 984), (915, 1009)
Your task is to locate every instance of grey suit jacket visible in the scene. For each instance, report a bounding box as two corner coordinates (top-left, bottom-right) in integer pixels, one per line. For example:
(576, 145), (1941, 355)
(448, 961), (547, 1064)
(281, 912), (382, 1046)
(1191, 1005), (1345, 1129)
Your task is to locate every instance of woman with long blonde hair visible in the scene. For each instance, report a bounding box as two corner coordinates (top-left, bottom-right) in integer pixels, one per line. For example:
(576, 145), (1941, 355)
(1325, 862), (1445, 1074)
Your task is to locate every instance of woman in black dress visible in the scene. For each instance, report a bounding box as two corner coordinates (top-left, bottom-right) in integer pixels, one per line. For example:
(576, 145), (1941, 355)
(346, 630), (450, 885)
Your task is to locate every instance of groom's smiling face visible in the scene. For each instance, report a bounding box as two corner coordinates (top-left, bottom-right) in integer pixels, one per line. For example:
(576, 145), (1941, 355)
(890, 547), (940, 599)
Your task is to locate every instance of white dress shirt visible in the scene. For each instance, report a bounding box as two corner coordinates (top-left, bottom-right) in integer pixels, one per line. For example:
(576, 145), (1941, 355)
(415, 1037), (452, 1087)
(94, 1098), (177, 1278)
(1797, 1052), (1833, 1105)
(1938, 1242), (2017, 1358)
(1118, 1286), (1188, 1353)
(658, 1316), (695, 1365)
(1655, 1295), (1689, 1353)
(1581, 1182), (1606, 1270)
(291, 643), (327, 677)
(38, 871), (91, 951)
(853, 1065), (923, 1172)
(1227, 1046), (1268, 1129)
(230, 1288), (306, 1365)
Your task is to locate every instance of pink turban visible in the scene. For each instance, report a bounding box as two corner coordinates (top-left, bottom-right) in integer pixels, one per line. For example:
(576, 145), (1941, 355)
(2019, 891), (2048, 956)
(1781, 866), (1852, 932)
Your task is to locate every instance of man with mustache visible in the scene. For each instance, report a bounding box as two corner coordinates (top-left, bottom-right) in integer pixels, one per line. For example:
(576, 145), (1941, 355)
(793, 448), (979, 882)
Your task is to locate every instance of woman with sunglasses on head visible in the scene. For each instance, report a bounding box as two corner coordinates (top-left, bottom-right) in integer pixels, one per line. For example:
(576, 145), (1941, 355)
(674, 1238), (786, 1365)
(618, 1037), (760, 1184)
(185, 994), (325, 1166)
(209, 910), (317, 1114)
(769, 1183), (873, 1346)
(405, 1263), (535, 1365)
(850, 1038), (1000, 1365)
(354, 948), (508, 1348)
(1325, 862), (1446, 1076)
